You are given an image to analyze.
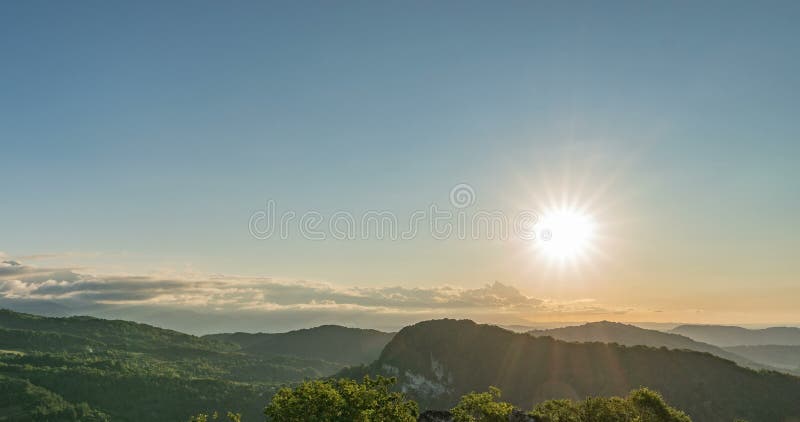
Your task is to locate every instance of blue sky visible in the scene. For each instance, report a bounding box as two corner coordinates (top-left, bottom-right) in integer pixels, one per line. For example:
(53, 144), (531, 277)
(1, 1), (799, 328)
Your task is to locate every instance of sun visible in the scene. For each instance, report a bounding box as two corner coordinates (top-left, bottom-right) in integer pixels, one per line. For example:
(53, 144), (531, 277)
(536, 208), (597, 262)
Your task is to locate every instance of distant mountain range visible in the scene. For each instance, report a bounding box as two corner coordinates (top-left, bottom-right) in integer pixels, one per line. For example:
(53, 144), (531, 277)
(671, 324), (800, 347)
(528, 320), (770, 371)
(723, 345), (800, 374)
(204, 325), (394, 366)
(344, 319), (800, 422)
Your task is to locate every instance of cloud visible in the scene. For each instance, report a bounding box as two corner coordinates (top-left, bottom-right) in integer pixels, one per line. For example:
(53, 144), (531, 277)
(1, 270), (542, 312)
(0, 259), (627, 332)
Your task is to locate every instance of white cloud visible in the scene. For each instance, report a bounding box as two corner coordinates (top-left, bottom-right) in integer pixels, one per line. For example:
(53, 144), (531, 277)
(0, 259), (627, 332)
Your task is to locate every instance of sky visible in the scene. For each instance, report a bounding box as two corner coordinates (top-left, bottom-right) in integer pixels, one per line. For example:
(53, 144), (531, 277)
(1, 1), (799, 332)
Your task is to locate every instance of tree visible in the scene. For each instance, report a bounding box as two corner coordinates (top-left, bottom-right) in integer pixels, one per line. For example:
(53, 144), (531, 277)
(451, 386), (515, 422)
(528, 399), (581, 422)
(627, 388), (691, 422)
(264, 376), (418, 422)
(530, 388), (692, 422)
(189, 411), (242, 422)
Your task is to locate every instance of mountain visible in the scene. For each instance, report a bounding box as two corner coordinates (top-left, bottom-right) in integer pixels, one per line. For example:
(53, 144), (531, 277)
(528, 321), (768, 371)
(724, 345), (800, 374)
(0, 309), (344, 421)
(672, 324), (800, 347)
(204, 325), (394, 366)
(0, 308), (231, 352)
(0, 298), (74, 317)
(343, 319), (800, 422)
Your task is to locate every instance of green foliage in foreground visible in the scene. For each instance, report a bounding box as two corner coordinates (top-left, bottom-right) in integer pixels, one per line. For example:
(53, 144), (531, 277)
(264, 376), (418, 422)
(451, 386), (514, 422)
(258, 378), (692, 422)
(529, 387), (692, 422)
(452, 386), (691, 422)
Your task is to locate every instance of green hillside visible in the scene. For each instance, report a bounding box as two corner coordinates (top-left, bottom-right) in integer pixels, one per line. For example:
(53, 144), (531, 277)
(0, 309), (341, 421)
(0, 374), (109, 421)
(0, 309), (230, 353)
(204, 325), (394, 366)
(724, 345), (800, 375)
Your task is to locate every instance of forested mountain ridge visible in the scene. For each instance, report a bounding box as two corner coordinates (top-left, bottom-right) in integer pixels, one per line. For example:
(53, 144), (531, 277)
(204, 325), (394, 366)
(342, 319), (800, 422)
(528, 321), (772, 372)
(0, 309), (348, 421)
(724, 345), (800, 375)
(672, 324), (800, 347)
(0, 308), (232, 353)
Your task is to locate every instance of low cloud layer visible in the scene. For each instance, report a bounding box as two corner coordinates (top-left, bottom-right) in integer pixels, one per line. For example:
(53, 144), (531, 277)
(0, 259), (623, 333)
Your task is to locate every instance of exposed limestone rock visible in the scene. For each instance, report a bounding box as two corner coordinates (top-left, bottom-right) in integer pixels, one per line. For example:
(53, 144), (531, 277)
(401, 370), (451, 396)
